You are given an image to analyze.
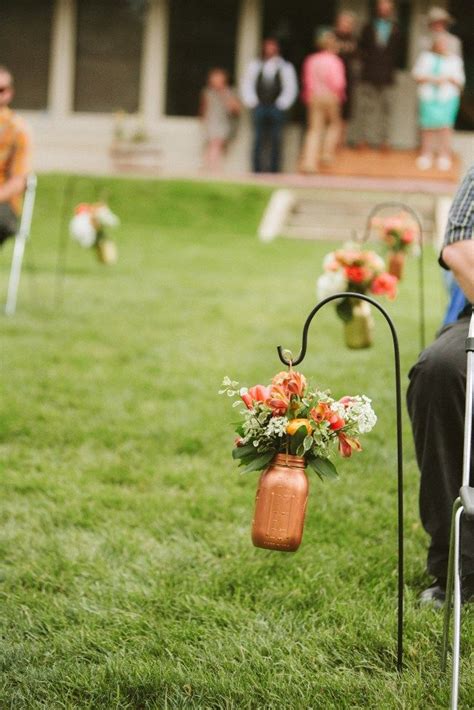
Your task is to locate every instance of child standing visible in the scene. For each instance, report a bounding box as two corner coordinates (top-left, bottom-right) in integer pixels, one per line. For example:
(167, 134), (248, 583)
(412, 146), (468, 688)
(412, 35), (465, 171)
(200, 68), (240, 171)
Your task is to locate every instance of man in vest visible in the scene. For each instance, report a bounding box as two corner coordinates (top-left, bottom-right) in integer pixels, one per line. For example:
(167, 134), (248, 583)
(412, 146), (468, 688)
(241, 38), (298, 173)
(0, 66), (31, 245)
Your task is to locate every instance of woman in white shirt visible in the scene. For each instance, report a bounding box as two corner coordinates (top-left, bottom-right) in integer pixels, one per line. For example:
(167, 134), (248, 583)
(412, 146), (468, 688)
(412, 34), (465, 171)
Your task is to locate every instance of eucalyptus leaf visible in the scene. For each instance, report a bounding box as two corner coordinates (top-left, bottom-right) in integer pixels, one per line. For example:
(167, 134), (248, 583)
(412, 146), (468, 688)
(303, 435), (313, 452)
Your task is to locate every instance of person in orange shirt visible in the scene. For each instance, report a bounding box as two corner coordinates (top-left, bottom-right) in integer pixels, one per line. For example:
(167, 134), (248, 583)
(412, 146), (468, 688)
(0, 65), (31, 245)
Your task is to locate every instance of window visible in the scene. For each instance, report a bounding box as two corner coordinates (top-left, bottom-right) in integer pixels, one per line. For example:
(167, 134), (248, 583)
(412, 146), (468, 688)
(74, 0), (144, 113)
(166, 0), (239, 117)
(0, 0), (54, 110)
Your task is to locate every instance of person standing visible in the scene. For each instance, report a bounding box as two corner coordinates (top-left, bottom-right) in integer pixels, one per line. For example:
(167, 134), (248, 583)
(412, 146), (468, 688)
(407, 166), (474, 607)
(0, 65), (31, 246)
(355, 0), (401, 151)
(334, 10), (358, 147)
(412, 35), (465, 171)
(241, 38), (298, 173)
(300, 31), (346, 173)
(199, 68), (240, 172)
(420, 7), (462, 57)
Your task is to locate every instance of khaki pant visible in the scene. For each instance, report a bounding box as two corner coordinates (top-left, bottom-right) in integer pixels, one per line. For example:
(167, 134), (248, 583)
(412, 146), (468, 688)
(300, 95), (341, 172)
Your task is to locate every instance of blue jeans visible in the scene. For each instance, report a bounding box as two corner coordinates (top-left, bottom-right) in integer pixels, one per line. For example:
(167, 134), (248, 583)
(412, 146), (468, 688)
(252, 105), (286, 173)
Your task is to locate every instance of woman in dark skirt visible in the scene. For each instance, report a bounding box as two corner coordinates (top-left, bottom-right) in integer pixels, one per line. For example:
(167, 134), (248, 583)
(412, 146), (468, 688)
(334, 10), (358, 146)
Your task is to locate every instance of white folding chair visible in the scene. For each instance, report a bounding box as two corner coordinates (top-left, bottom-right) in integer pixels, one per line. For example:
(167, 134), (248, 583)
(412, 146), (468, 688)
(4, 174), (37, 316)
(441, 306), (474, 709)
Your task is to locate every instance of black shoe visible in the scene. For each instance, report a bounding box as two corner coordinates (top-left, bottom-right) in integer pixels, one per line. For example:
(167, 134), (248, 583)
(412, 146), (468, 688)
(419, 578), (446, 608)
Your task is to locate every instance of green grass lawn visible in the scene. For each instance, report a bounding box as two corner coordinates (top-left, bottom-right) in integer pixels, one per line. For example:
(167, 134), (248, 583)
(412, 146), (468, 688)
(1, 175), (472, 709)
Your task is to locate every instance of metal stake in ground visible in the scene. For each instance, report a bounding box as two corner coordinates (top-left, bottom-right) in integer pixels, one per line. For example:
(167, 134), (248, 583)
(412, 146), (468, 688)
(277, 292), (404, 672)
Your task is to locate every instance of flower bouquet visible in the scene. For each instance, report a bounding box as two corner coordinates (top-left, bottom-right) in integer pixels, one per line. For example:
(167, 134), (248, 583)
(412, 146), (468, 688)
(317, 246), (398, 349)
(70, 203), (120, 265)
(371, 213), (418, 280)
(220, 371), (376, 551)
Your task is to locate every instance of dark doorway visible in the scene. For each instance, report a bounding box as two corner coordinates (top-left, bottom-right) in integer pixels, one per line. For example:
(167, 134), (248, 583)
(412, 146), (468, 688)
(0, 0), (54, 110)
(74, 0), (144, 113)
(166, 0), (239, 117)
(262, 0), (336, 121)
(450, 0), (474, 130)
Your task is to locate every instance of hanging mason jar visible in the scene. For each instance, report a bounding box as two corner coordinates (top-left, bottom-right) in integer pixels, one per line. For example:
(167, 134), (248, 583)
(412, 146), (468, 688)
(388, 251), (405, 280)
(343, 299), (374, 349)
(252, 453), (309, 552)
(96, 239), (118, 265)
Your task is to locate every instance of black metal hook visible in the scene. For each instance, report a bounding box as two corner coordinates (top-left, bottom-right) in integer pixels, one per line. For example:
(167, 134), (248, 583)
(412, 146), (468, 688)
(359, 201), (425, 352)
(278, 291), (404, 673)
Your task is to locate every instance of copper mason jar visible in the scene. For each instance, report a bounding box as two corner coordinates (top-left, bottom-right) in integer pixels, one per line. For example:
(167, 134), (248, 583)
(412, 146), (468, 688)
(343, 299), (374, 349)
(252, 453), (309, 552)
(388, 251), (405, 280)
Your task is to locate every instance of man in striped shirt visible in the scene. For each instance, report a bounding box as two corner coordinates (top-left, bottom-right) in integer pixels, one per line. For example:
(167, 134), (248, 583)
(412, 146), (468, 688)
(407, 166), (473, 607)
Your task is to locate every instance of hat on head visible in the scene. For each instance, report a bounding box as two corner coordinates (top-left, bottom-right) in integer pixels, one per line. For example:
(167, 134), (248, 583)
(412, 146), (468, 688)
(427, 7), (454, 26)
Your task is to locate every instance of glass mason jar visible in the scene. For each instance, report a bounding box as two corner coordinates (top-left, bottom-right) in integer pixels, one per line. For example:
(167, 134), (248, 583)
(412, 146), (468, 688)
(96, 239), (118, 265)
(251, 453), (309, 552)
(343, 299), (374, 349)
(388, 251), (405, 280)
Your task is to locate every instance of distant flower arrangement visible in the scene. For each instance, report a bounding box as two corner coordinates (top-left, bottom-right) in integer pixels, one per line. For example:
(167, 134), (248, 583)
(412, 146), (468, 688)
(70, 203), (120, 265)
(371, 213), (418, 254)
(316, 245), (398, 348)
(220, 370), (377, 479)
(317, 246), (398, 307)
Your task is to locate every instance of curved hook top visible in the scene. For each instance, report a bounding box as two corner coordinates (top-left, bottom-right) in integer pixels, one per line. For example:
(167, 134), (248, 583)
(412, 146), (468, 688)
(360, 201), (423, 245)
(277, 292), (399, 366)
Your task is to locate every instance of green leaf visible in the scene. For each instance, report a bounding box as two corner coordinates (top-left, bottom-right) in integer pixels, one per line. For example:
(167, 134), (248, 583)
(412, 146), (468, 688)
(303, 435), (313, 452)
(289, 425), (307, 455)
(241, 451), (275, 473)
(308, 456), (339, 480)
(336, 297), (353, 323)
(232, 444), (256, 460)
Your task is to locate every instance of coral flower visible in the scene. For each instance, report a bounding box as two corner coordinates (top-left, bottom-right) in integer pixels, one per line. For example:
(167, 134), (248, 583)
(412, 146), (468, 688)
(327, 413), (345, 431)
(272, 370), (307, 397)
(371, 272), (398, 300)
(401, 229), (415, 244)
(240, 384), (271, 409)
(266, 384), (290, 416)
(287, 418), (313, 436)
(338, 432), (362, 457)
(310, 402), (331, 422)
(345, 265), (369, 284)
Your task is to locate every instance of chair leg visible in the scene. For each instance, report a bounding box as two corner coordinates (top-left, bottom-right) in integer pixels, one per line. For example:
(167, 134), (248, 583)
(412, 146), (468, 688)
(450, 506), (464, 710)
(5, 235), (27, 316)
(441, 497), (462, 672)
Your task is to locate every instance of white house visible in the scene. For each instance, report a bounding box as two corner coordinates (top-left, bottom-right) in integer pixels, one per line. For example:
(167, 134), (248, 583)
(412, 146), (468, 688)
(1, 0), (472, 175)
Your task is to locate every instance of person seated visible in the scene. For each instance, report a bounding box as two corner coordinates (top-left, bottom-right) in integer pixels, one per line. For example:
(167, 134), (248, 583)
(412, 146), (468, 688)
(0, 65), (31, 246)
(407, 166), (474, 607)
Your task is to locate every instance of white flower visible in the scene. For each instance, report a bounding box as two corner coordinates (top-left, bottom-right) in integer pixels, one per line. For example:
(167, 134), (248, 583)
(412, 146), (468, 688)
(69, 213), (96, 248)
(323, 251), (337, 270)
(95, 204), (120, 228)
(317, 270), (347, 301)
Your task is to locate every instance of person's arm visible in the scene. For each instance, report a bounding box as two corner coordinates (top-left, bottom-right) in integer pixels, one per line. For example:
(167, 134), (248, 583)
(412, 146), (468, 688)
(225, 90), (241, 115)
(440, 168), (474, 302)
(275, 61), (298, 111)
(442, 241), (474, 302)
(0, 122), (30, 203)
(240, 60), (260, 109)
(447, 56), (465, 89)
